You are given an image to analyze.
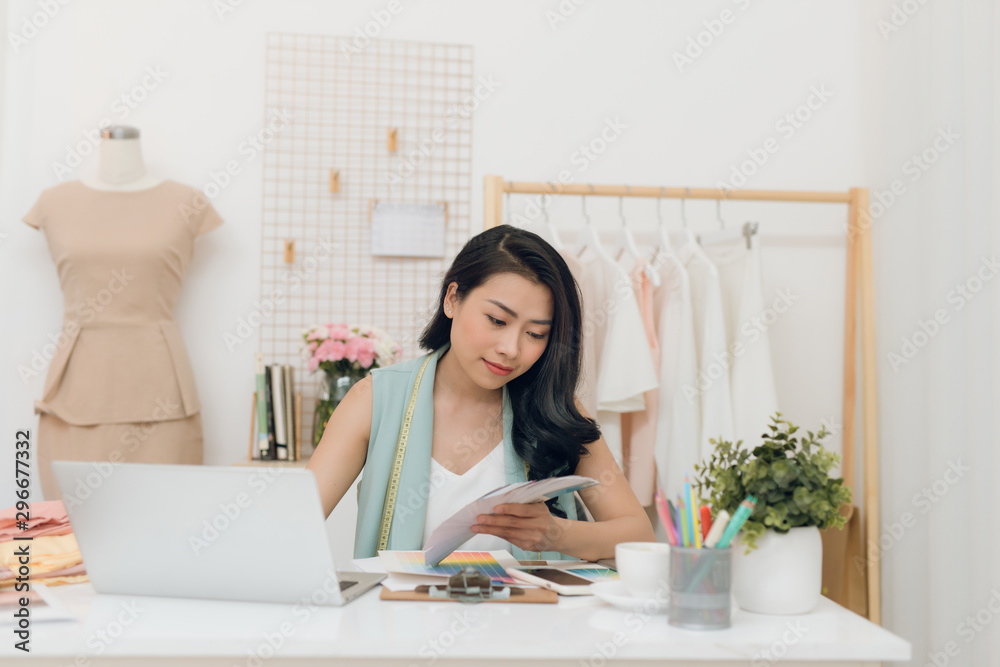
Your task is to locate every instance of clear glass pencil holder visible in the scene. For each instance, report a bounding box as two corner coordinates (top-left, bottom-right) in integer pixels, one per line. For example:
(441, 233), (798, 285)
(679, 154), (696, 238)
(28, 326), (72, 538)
(668, 546), (732, 630)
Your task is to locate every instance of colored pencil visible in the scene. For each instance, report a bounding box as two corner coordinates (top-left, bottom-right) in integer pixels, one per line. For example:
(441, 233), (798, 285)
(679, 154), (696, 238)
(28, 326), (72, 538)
(677, 497), (690, 547)
(654, 490), (678, 546)
(685, 477), (702, 549)
(666, 498), (681, 546)
(700, 505), (713, 542)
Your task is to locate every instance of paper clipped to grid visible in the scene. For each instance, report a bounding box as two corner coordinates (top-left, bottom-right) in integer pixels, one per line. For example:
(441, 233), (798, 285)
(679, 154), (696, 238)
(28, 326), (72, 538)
(370, 201), (446, 258)
(421, 475), (599, 566)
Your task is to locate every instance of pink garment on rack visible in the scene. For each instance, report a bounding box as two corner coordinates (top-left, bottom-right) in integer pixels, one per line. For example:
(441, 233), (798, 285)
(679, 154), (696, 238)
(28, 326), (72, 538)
(621, 259), (660, 506)
(0, 500), (72, 541)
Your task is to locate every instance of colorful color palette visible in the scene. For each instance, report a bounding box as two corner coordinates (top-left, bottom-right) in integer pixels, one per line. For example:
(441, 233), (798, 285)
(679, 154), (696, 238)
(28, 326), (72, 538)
(380, 550), (519, 584)
(564, 567), (619, 581)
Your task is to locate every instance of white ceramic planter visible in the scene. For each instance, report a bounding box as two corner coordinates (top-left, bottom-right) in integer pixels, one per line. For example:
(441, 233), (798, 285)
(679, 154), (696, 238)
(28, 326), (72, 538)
(733, 526), (822, 615)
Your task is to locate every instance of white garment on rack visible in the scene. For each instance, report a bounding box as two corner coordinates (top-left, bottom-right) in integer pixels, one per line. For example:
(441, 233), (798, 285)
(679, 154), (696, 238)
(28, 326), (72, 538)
(701, 236), (780, 448)
(651, 248), (701, 499)
(672, 234), (735, 459)
(562, 249), (658, 469)
(421, 441), (510, 553)
(559, 250), (596, 414)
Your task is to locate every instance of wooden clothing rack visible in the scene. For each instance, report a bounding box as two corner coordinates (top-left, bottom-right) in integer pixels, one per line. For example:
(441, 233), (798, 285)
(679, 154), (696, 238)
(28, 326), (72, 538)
(483, 176), (881, 624)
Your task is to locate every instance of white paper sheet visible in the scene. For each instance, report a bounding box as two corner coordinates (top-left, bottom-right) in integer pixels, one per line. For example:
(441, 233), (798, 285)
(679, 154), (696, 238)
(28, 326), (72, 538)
(370, 201), (446, 258)
(422, 475), (599, 565)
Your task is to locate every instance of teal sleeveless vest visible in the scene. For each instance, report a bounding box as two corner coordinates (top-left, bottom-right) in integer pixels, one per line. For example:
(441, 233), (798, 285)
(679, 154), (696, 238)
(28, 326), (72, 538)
(353, 343), (581, 561)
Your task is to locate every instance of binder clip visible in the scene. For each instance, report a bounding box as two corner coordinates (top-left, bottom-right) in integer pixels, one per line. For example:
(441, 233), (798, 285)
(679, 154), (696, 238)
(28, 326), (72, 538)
(423, 568), (519, 603)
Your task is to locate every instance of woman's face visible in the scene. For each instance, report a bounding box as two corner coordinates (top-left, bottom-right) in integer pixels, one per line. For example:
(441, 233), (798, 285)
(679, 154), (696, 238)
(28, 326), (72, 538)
(444, 272), (554, 390)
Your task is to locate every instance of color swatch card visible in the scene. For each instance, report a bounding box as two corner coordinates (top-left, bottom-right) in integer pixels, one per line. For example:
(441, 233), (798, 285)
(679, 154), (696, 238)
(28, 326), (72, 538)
(422, 475), (599, 565)
(558, 567), (619, 581)
(378, 550), (522, 584)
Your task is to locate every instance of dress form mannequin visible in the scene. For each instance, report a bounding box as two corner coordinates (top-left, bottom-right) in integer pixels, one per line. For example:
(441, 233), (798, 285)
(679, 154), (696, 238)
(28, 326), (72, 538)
(23, 126), (225, 500)
(80, 125), (164, 191)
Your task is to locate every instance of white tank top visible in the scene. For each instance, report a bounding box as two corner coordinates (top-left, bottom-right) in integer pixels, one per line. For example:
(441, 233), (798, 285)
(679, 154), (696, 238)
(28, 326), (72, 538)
(421, 442), (510, 553)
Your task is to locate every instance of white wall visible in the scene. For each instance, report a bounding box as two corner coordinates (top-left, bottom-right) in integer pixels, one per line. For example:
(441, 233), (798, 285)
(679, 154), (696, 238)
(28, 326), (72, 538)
(0, 0), (863, 468)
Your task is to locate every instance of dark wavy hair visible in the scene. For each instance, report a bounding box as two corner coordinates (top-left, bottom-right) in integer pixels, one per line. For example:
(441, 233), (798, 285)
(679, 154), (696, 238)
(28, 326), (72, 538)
(419, 225), (601, 517)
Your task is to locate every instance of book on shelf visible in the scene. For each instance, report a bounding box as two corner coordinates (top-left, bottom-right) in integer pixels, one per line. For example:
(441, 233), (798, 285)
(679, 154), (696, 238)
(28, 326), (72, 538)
(254, 353), (269, 460)
(264, 364), (277, 460)
(249, 359), (303, 462)
(270, 364), (288, 459)
(282, 365), (297, 461)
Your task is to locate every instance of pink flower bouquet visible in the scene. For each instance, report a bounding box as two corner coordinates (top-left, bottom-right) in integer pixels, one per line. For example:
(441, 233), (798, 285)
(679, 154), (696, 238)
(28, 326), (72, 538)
(301, 323), (403, 377)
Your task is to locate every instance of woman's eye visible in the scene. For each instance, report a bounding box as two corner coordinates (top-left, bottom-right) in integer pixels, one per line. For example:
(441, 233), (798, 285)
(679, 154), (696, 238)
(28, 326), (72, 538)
(528, 332), (548, 340)
(487, 315), (504, 326)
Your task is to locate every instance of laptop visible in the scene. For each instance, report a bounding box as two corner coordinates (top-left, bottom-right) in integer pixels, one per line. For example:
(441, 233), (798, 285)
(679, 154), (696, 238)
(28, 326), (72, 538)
(52, 461), (385, 605)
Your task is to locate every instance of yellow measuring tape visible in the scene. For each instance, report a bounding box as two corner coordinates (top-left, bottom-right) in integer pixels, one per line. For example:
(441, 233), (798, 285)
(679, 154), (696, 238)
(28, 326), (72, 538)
(377, 353), (542, 559)
(376, 353), (435, 553)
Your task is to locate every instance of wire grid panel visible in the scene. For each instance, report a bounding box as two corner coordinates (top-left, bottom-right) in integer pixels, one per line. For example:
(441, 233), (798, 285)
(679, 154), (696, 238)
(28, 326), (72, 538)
(259, 32), (474, 453)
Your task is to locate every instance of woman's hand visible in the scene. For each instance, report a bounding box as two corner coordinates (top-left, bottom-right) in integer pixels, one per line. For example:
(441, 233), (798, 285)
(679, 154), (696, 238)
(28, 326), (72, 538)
(472, 502), (565, 553)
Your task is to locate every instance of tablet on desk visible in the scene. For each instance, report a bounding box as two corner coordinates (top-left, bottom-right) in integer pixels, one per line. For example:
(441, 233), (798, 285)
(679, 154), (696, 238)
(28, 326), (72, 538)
(508, 567), (595, 596)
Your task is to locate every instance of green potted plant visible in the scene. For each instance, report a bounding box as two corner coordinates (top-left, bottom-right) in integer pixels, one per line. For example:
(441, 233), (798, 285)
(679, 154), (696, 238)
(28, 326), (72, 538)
(694, 413), (851, 614)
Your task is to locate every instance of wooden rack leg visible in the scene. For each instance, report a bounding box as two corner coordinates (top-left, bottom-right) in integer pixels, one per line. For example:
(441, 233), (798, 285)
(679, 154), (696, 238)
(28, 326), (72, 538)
(484, 175), (504, 229)
(843, 194), (859, 490)
(855, 188), (881, 625)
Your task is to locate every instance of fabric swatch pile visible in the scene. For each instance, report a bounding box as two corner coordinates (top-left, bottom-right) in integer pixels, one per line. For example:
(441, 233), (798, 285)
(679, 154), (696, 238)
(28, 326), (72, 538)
(0, 500), (88, 588)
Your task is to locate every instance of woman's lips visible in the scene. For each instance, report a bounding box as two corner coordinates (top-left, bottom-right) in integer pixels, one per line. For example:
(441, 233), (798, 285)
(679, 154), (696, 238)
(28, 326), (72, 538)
(483, 359), (513, 376)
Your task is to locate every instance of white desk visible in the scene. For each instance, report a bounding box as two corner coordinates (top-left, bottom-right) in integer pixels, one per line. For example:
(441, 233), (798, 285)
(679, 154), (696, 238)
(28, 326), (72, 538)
(5, 583), (909, 666)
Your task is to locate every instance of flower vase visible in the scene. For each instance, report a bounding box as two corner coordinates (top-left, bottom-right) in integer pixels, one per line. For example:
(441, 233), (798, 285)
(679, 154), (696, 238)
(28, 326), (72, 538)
(313, 370), (365, 448)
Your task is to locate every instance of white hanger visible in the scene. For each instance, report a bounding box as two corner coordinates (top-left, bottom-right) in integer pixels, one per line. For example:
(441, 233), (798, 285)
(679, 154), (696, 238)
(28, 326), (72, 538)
(697, 188), (759, 249)
(653, 187), (674, 258)
(680, 187), (698, 247)
(572, 186), (613, 261)
(612, 192), (641, 263)
(539, 184), (564, 250)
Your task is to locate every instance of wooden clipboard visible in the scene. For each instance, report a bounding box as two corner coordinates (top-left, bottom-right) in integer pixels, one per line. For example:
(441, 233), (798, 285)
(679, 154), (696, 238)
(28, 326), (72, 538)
(379, 586), (558, 604)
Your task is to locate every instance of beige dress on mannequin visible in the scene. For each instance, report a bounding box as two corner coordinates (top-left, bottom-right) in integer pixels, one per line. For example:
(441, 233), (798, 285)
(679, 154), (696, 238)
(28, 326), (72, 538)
(22, 180), (223, 500)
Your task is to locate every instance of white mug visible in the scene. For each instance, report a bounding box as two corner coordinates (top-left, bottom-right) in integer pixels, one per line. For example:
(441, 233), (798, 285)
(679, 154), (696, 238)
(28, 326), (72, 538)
(615, 541), (671, 601)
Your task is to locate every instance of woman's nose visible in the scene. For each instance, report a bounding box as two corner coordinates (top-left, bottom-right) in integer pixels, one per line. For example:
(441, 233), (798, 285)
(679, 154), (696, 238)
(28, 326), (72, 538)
(495, 328), (520, 359)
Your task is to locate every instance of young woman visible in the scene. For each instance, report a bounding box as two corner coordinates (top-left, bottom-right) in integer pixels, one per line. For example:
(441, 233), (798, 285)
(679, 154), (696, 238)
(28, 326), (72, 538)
(307, 224), (655, 562)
